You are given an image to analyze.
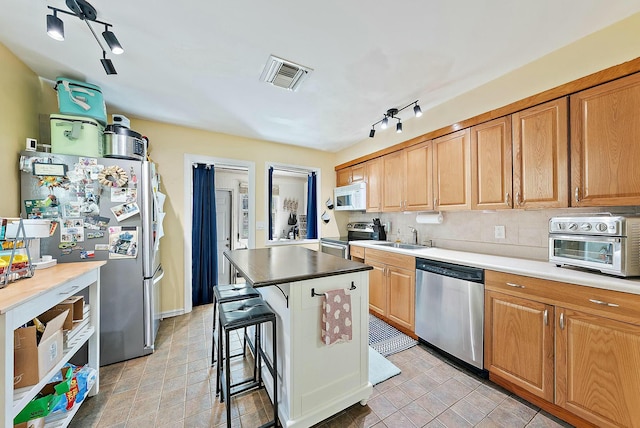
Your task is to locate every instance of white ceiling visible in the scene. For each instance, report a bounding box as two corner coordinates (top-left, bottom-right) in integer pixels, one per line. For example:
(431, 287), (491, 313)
(2, 1), (640, 152)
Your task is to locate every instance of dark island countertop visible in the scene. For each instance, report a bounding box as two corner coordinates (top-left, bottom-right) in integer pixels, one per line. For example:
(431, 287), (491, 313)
(224, 247), (372, 288)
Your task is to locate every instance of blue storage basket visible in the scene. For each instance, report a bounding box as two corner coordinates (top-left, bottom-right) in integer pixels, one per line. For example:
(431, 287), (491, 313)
(55, 77), (107, 125)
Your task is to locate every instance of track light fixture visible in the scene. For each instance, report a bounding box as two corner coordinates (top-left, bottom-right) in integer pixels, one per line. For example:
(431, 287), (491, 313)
(369, 100), (422, 138)
(45, 0), (124, 75)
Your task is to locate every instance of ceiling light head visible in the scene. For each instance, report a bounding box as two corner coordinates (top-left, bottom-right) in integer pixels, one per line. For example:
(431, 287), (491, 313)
(414, 104), (422, 117)
(396, 121), (403, 133)
(103, 28), (124, 54)
(369, 128), (376, 138)
(101, 51), (117, 75)
(46, 12), (65, 41)
(381, 116), (388, 130)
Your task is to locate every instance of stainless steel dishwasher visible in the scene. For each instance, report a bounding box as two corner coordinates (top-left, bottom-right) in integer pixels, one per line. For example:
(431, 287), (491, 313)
(415, 258), (485, 370)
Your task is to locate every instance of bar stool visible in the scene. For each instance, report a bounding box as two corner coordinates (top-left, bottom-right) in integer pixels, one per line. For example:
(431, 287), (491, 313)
(217, 296), (278, 428)
(211, 284), (261, 365)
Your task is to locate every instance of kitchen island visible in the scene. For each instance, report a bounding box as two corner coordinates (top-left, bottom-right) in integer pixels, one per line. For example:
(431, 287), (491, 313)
(224, 247), (373, 428)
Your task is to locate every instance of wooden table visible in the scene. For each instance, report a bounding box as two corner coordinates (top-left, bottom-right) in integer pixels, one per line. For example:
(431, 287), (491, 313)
(0, 261), (104, 427)
(224, 247), (372, 428)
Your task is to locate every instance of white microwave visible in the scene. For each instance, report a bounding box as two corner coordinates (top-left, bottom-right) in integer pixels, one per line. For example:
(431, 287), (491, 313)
(334, 182), (367, 211)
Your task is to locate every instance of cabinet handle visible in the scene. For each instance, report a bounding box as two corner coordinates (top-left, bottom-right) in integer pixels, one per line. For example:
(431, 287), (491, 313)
(59, 285), (81, 295)
(506, 282), (525, 289)
(505, 192), (510, 207)
(516, 191), (522, 206)
(589, 298), (619, 307)
(559, 312), (565, 330)
(543, 309), (548, 326)
(575, 187), (580, 203)
(433, 197), (438, 207)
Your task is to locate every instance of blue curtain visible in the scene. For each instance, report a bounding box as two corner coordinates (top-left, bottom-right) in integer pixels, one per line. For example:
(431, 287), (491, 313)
(191, 164), (218, 306)
(306, 172), (318, 239)
(268, 166), (274, 240)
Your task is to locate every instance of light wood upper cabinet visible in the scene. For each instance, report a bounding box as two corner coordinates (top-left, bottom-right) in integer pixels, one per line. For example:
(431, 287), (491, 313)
(366, 158), (383, 212)
(433, 129), (471, 210)
(381, 142), (433, 212)
(512, 97), (569, 209)
(382, 150), (405, 211)
(471, 117), (513, 210)
(404, 142), (433, 211)
(485, 290), (554, 402)
(556, 308), (640, 428)
(570, 73), (640, 207)
(336, 164), (366, 187)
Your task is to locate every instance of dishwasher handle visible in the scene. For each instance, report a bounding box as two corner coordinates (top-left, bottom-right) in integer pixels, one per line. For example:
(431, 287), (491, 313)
(416, 258), (484, 283)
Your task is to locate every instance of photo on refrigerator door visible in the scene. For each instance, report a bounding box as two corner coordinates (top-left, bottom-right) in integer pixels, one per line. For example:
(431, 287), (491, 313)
(108, 226), (138, 259)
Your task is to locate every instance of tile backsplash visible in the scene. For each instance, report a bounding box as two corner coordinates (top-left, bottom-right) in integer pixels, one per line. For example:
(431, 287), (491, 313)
(348, 206), (639, 261)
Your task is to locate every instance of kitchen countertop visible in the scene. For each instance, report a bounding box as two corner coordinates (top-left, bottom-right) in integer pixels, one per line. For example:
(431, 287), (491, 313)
(350, 240), (640, 296)
(224, 246), (372, 287)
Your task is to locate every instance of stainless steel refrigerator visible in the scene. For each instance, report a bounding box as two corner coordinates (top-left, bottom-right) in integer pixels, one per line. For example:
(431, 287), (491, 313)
(19, 151), (163, 366)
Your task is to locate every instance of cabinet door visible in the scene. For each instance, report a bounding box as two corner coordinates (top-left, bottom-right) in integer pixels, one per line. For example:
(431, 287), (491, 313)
(556, 308), (640, 428)
(366, 259), (387, 317)
(485, 291), (554, 402)
(382, 151), (405, 211)
(336, 168), (351, 187)
(351, 164), (366, 183)
(366, 158), (383, 212)
(386, 265), (415, 332)
(512, 97), (569, 209)
(404, 141), (433, 211)
(471, 117), (513, 210)
(433, 129), (471, 210)
(570, 73), (640, 207)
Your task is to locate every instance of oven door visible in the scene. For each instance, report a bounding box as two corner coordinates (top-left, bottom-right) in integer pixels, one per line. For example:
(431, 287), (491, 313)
(320, 241), (349, 259)
(549, 234), (622, 275)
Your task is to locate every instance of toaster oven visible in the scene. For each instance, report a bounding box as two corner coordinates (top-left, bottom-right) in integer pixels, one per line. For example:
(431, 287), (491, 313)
(549, 214), (640, 277)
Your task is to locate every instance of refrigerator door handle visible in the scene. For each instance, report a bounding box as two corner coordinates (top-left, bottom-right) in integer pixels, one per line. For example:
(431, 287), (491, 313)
(144, 264), (164, 349)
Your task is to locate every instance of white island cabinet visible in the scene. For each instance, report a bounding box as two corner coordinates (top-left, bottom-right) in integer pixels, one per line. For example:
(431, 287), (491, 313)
(225, 247), (372, 428)
(0, 261), (104, 427)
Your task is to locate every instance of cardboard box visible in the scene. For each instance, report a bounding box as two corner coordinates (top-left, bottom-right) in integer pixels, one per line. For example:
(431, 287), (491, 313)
(14, 310), (68, 388)
(14, 417), (45, 428)
(39, 296), (84, 331)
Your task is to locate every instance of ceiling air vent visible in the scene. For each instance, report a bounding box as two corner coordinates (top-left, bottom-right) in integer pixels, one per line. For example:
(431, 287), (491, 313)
(260, 55), (313, 91)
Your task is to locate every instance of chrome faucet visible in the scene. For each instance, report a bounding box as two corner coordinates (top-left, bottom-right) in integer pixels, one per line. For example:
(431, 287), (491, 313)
(408, 226), (418, 245)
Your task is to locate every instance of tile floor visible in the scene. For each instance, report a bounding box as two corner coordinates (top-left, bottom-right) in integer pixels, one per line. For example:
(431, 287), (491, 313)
(70, 304), (574, 427)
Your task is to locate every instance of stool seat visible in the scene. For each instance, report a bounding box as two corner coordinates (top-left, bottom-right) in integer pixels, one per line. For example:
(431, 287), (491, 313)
(220, 297), (275, 329)
(217, 296), (278, 427)
(214, 285), (260, 302)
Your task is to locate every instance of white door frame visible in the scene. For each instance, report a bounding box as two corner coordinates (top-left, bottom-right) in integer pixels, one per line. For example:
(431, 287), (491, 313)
(184, 154), (255, 314)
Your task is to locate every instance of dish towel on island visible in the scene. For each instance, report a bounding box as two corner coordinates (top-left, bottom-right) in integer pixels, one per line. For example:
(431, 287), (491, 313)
(321, 288), (353, 345)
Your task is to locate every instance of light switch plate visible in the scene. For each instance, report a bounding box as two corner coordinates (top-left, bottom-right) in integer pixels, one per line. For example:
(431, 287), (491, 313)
(494, 225), (506, 239)
(256, 221), (265, 230)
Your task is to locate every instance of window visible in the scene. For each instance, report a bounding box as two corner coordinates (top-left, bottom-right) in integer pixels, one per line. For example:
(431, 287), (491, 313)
(266, 163), (319, 244)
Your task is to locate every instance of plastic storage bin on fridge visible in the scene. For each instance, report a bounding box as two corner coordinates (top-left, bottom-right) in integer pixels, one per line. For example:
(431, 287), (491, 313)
(55, 77), (107, 125)
(50, 114), (104, 157)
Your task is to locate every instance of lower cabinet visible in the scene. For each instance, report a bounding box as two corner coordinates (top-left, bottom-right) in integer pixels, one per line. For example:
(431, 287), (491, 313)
(365, 248), (415, 335)
(485, 270), (640, 428)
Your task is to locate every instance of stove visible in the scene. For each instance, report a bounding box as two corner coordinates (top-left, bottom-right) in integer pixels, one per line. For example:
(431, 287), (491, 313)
(320, 223), (377, 259)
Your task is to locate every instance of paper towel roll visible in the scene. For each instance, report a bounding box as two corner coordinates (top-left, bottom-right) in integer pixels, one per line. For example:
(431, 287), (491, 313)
(416, 212), (443, 224)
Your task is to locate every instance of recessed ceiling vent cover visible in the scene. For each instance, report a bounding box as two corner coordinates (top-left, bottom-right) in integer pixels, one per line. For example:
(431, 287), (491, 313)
(260, 55), (313, 91)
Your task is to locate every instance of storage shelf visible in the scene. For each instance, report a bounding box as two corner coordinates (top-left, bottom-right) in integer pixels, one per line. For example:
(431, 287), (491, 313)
(13, 323), (95, 417)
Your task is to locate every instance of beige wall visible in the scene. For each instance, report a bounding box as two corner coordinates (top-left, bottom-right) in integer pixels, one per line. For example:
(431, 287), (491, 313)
(336, 12), (640, 164)
(0, 44), (42, 216)
(124, 118), (341, 312)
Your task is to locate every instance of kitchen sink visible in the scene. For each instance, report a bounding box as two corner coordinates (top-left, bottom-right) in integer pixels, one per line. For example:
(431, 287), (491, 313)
(373, 242), (430, 250)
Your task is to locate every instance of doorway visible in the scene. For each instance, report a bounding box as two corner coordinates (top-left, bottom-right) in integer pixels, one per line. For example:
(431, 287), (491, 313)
(184, 154), (255, 314)
(215, 189), (232, 285)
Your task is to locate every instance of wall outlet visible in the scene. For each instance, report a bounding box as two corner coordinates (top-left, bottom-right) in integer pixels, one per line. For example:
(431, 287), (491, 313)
(494, 225), (506, 239)
(256, 221), (265, 230)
